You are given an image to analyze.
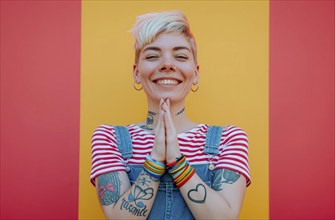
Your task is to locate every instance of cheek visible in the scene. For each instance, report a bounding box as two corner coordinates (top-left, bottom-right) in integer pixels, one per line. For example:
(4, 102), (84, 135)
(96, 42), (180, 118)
(137, 67), (151, 80)
(140, 71), (152, 80)
(180, 66), (197, 79)
(138, 63), (157, 76)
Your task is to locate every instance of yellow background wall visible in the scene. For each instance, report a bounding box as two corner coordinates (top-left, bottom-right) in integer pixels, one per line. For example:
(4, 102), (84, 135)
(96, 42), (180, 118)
(79, 1), (268, 219)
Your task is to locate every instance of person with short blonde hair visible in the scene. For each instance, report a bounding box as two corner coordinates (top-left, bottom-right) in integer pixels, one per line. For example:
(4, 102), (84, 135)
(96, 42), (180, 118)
(131, 10), (197, 64)
(91, 10), (251, 219)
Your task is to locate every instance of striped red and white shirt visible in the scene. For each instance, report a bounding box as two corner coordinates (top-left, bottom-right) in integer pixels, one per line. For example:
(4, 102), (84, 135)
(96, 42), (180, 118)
(90, 124), (251, 186)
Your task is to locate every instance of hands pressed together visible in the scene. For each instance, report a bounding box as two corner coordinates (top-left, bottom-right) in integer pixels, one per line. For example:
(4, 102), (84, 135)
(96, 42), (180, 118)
(150, 98), (182, 164)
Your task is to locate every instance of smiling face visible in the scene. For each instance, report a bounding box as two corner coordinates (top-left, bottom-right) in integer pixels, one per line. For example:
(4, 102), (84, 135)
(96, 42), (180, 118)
(134, 32), (199, 104)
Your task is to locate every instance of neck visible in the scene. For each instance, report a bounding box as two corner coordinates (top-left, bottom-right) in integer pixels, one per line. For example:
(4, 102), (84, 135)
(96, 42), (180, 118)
(139, 99), (196, 133)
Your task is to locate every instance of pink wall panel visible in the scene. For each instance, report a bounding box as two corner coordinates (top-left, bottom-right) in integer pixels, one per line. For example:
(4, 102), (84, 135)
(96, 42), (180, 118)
(270, 1), (334, 219)
(0, 1), (81, 219)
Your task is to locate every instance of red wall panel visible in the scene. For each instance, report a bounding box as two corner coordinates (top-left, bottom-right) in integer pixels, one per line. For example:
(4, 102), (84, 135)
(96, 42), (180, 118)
(1, 0), (334, 219)
(0, 1), (81, 219)
(270, 1), (334, 219)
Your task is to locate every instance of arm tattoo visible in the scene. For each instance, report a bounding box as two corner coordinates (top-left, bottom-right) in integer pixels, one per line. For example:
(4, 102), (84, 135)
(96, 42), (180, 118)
(187, 183), (207, 204)
(212, 169), (241, 191)
(98, 172), (121, 206)
(140, 111), (156, 130)
(139, 170), (160, 183)
(119, 170), (157, 216)
(120, 183), (153, 216)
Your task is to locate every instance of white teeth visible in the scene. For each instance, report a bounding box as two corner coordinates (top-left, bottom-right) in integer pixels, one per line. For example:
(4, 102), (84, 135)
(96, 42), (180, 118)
(156, 79), (179, 85)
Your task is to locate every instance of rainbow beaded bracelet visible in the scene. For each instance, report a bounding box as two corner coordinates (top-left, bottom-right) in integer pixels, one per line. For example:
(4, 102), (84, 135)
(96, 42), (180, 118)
(143, 154), (166, 179)
(167, 154), (195, 188)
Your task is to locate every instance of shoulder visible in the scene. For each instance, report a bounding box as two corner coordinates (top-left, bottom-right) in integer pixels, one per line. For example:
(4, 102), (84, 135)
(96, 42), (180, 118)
(222, 125), (248, 138)
(220, 125), (249, 150)
(206, 125), (247, 138)
(214, 126), (251, 185)
(92, 124), (133, 135)
(92, 124), (116, 139)
(93, 124), (115, 132)
(91, 124), (121, 149)
(92, 124), (136, 143)
(208, 125), (248, 147)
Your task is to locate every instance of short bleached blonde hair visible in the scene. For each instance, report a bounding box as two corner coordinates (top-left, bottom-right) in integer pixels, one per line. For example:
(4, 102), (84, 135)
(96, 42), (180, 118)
(130, 10), (197, 64)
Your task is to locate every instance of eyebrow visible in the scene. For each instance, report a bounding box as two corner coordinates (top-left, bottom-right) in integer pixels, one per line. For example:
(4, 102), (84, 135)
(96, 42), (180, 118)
(143, 46), (191, 53)
(143, 47), (161, 52)
(173, 46), (191, 52)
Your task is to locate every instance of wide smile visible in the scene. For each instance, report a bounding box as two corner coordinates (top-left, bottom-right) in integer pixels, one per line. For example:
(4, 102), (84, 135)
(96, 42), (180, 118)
(152, 78), (182, 86)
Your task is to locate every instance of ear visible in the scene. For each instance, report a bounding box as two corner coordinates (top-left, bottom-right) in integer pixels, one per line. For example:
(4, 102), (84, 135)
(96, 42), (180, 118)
(133, 64), (140, 83)
(193, 65), (200, 84)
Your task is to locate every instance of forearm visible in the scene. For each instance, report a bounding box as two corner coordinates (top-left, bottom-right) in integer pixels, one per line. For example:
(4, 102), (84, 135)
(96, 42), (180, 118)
(179, 173), (238, 219)
(99, 170), (160, 219)
(166, 154), (236, 219)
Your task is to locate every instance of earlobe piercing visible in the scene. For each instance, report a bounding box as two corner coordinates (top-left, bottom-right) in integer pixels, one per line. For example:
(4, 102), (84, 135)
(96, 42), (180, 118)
(191, 83), (199, 92)
(134, 82), (142, 91)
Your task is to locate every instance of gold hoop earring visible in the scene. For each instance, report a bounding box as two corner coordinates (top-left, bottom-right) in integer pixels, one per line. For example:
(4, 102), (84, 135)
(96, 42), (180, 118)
(191, 83), (199, 92)
(134, 82), (142, 91)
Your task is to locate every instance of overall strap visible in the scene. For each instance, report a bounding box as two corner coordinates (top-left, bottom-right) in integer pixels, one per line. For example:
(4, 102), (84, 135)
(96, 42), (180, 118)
(204, 126), (224, 155)
(114, 126), (133, 159)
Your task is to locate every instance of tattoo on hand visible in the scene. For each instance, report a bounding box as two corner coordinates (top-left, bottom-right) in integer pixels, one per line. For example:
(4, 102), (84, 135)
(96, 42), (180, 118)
(120, 183), (154, 216)
(140, 111), (157, 130)
(212, 169), (241, 191)
(187, 183), (207, 204)
(98, 172), (121, 206)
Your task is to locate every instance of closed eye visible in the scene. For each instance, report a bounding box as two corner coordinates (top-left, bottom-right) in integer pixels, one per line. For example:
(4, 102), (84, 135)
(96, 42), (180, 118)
(176, 55), (188, 60)
(145, 55), (159, 60)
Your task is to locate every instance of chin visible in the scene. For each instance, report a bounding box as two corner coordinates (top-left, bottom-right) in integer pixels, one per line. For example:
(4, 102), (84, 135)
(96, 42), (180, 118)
(155, 93), (189, 103)
(145, 88), (191, 103)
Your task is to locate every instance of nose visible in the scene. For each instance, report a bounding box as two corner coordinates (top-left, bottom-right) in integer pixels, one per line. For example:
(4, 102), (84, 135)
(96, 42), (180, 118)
(159, 58), (176, 72)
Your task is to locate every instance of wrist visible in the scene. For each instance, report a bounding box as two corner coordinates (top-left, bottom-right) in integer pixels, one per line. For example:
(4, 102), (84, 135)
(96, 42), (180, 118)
(167, 154), (195, 188)
(166, 153), (183, 165)
(150, 151), (165, 163)
(143, 154), (166, 179)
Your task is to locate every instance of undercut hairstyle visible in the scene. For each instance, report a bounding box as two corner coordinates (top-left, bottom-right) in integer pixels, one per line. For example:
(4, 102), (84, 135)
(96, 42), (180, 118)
(130, 10), (197, 64)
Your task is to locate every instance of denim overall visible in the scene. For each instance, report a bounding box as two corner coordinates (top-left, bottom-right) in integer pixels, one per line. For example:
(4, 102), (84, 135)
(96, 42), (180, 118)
(114, 126), (224, 220)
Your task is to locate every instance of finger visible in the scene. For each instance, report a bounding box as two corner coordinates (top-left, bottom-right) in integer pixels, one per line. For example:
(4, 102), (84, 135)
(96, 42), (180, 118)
(163, 99), (176, 136)
(166, 97), (170, 109)
(155, 110), (161, 134)
(161, 98), (169, 113)
(151, 100), (166, 161)
(162, 99), (180, 163)
(161, 98), (167, 112)
(155, 99), (165, 135)
(154, 111), (165, 147)
(158, 110), (165, 135)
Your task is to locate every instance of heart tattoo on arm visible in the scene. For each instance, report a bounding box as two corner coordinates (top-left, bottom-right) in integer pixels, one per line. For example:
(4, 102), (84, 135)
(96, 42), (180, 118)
(187, 183), (207, 204)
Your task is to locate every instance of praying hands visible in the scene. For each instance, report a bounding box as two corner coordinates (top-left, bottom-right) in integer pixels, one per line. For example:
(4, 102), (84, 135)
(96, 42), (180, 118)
(150, 98), (182, 164)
